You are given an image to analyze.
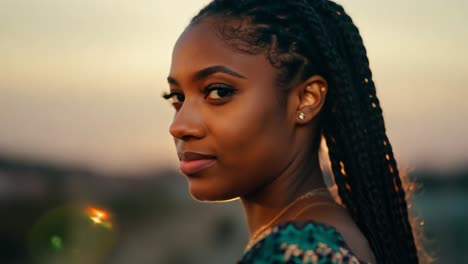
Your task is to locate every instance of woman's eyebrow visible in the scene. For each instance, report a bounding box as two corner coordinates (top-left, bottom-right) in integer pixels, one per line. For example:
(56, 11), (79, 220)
(167, 65), (247, 86)
(193, 65), (247, 81)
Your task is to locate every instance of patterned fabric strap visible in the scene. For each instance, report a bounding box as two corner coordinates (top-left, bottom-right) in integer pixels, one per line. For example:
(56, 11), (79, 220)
(239, 220), (370, 264)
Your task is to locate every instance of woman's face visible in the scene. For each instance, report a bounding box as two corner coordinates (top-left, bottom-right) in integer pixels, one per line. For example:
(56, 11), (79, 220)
(167, 19), (298, 201)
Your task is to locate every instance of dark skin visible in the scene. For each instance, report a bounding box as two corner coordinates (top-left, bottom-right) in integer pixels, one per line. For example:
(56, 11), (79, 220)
(166, 18), (376, 263)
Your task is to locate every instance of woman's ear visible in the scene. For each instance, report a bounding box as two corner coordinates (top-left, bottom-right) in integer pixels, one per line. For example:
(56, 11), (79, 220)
(295, 75), (328, 124)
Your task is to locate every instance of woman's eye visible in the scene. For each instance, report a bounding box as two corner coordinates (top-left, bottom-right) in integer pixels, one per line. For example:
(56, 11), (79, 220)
(162, 92), (184, 104)
(204, 85), (236, 100)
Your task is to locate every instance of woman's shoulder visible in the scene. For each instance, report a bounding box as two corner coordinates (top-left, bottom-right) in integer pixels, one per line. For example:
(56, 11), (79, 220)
(239, 220), (372, 264)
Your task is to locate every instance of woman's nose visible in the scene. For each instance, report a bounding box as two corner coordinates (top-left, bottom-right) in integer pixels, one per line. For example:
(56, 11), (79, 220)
(169, 102), (205, 141)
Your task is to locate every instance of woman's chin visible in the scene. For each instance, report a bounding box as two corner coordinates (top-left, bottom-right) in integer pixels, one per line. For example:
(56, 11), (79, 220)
(187, 182), (237, 202)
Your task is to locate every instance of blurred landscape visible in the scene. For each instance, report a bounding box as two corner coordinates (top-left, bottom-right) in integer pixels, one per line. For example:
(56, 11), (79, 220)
(0, 153), (247, 264)
(1, 153), (467, 264)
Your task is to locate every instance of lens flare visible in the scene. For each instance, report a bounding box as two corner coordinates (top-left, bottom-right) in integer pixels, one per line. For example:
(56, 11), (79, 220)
(28, 203), (117, 264)
(50, 235), (63, 252)
(85, 206), (113, 229)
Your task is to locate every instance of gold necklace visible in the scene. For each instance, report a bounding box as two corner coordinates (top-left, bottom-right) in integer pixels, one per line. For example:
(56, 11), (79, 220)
(244, 187), (331, 252)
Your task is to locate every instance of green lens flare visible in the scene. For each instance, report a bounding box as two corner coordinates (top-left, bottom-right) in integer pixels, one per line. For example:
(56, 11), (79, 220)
(50, 235), (63, 252)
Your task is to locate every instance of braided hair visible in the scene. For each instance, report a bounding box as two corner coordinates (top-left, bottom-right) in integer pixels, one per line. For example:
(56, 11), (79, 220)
(190, 0), (425, 263)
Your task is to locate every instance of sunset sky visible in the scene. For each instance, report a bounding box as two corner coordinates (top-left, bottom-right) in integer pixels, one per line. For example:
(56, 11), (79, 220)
(1, 0), (467, 173)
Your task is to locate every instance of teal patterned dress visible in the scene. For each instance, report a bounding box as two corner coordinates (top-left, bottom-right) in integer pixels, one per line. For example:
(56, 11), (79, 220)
(239, 220), (372, 264)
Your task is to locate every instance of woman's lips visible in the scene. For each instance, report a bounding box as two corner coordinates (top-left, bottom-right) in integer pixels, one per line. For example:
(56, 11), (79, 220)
(180, 158), (216, 175)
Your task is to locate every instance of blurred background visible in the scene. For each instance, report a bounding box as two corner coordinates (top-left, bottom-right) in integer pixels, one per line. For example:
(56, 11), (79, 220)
(0, 0), (467, 263)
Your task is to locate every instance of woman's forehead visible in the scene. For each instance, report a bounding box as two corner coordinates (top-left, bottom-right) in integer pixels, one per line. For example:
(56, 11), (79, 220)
(170, 20), (276, 83)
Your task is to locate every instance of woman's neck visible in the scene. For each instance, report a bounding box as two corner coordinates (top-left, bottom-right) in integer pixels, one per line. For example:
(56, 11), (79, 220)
(239, 154), (327, 238)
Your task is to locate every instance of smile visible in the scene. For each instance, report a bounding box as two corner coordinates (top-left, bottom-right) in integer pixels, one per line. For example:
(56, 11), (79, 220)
(180, 158), (217, 175)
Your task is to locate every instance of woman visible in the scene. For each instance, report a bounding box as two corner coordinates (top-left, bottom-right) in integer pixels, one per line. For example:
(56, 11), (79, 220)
(163, 0), (423, 263)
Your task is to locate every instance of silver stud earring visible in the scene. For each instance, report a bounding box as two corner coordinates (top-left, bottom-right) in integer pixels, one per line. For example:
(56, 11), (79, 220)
(298, 112), (305, 120)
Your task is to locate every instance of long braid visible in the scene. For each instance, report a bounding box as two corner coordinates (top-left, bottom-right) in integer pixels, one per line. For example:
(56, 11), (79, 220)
(191, 0), (420, 262)
(308, 1), (419, 261)
(308, 10), (394, 261)
(314, 2), (419, 261)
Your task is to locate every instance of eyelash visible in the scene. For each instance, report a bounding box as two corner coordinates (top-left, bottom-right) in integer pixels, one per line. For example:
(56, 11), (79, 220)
(162, 84), (237, 107)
